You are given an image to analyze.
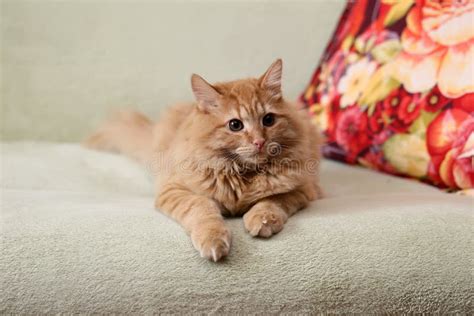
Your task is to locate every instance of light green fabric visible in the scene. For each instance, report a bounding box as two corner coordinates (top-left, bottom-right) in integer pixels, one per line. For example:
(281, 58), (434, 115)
(0, 0), (345, 141)
(1, 142), (472, 314)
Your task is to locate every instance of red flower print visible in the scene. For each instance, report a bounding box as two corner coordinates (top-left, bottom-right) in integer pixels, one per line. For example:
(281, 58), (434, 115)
(453, 93), (474, 112)
(397, 93), (422, 125)
(447, 119), (474, 189)
(367, 103), (394, 144)
(335, 106), (370, 163)
(427, 159), (444, 187)
(427, 108), (471, 156)
(359, 148), (397, 174)
(372, 130), (393, 146)
(381, 88), (420, 132)
(368, 105), (384, 135)
(451, 151), (474, 189)
(299, 0), (474, 190)
(427, 108), (474, 189)
(324, 95), (341, 142)
(421, 87), (450, 112)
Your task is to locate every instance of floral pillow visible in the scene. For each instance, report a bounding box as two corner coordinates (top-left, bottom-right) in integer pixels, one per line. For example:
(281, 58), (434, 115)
(300, 0), (473, 191)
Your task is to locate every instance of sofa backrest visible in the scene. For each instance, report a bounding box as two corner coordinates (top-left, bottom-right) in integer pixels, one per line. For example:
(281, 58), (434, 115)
(1, 0), (344, 141)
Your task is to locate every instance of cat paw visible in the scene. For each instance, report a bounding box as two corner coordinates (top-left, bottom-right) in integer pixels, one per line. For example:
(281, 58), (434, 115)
(243, 207), (288, 238)
(191, 222), (231, 262)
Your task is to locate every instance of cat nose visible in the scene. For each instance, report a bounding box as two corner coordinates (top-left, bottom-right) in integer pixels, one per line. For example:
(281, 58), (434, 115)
(253, 139), (265, 151)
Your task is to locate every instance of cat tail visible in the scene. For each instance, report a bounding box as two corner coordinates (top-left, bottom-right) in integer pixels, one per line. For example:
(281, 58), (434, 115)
(83, 110), (155, 165)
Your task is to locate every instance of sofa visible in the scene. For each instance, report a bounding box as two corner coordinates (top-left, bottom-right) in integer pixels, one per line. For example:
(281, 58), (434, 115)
(1, 1), (472, 314)
(2, 142), (472, 314)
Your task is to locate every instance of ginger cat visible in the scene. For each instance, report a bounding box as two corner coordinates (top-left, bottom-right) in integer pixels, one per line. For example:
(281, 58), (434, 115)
(85, 59), (321, 261)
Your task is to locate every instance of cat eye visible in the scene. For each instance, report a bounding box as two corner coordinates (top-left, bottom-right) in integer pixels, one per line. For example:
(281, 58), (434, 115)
(228, 119), (244, 132)
(262, 113), (275, 127)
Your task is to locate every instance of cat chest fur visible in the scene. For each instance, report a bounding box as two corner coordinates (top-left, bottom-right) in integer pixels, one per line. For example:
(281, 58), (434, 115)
(197, 168), (266, 217)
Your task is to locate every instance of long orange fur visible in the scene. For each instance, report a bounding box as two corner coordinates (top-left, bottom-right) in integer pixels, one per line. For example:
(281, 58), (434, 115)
(84, 59), (321, 261)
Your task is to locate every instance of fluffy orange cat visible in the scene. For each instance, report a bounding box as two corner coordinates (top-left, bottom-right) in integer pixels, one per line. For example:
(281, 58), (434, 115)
(85, 59), (321, 261)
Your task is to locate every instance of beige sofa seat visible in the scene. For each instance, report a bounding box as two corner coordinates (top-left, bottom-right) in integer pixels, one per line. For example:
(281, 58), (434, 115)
(1, 142), (472, 314)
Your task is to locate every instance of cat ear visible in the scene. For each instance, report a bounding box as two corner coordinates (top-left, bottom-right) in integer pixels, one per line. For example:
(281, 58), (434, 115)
(191, 74), (221, 109)
(259, 59), (283, 99)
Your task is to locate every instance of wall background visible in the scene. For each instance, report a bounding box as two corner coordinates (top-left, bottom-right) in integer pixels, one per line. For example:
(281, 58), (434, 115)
(1, 0), (345, 141)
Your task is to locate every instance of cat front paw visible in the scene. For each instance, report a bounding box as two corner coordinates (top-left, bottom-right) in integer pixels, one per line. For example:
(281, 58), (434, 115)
(191, 222), (232, 262)
(243, 207), (288, 238)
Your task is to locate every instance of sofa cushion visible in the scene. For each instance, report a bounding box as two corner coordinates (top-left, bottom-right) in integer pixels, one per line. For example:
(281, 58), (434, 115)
(1, 142), (472, 314)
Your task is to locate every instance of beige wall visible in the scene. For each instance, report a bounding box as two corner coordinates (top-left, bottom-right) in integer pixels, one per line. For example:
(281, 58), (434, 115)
(1, 0), (345, 141)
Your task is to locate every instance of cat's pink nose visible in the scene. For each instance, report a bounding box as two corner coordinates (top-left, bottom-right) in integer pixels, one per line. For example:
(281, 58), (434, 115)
(253, 139), (265, 151)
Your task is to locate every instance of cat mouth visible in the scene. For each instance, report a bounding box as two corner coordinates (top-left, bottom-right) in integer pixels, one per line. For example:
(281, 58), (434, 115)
(236, 147), (258, 155)
(238, 151), (272, 167)
(235, 148), (263, 159)
(237, 143), (282, 158)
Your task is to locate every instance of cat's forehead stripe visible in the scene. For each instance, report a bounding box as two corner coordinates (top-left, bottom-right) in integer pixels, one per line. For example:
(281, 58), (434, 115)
(232, 106), (241, 119)
(236, 103), (264, 120)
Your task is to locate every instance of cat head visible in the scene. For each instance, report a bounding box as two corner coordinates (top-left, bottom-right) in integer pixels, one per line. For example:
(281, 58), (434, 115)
(191, 59), (301, 166)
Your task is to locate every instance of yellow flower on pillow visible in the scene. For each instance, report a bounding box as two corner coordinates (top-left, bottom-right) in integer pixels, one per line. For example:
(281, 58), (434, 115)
(337, 57), (377, 107)
(309, 103), (329, 131)
(383, 133), (430, 178)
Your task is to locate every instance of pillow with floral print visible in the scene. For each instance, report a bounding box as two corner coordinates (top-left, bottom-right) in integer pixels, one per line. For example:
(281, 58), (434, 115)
(300, 0), (473, 191)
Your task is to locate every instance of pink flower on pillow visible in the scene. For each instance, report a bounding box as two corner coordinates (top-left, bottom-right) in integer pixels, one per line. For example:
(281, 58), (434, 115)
(427, 108), (474, 189)
(335, 106), (371, 162)
(392, 0), (474, 98)
(438, 119), (474, 189)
